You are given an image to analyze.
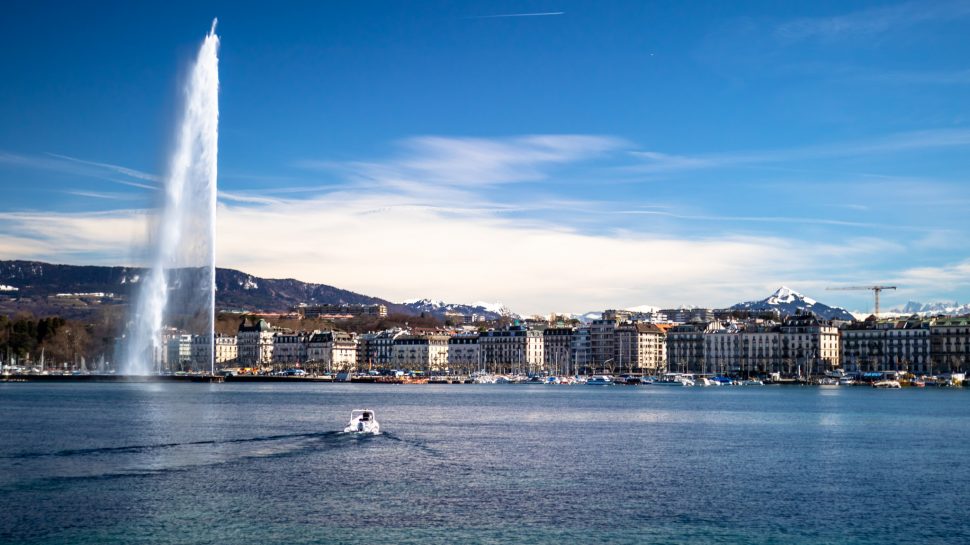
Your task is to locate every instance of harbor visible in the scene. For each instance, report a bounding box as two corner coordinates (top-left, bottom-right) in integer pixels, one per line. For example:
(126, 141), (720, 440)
(3, 369), (966, 387)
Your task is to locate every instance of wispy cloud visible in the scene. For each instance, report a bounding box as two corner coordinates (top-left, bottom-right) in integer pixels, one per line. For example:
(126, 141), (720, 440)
(45, 153), (160, 183)
(774, 0), (970, 43)
(299, 134), (627, 189)
(614, 209), (938, 232)
(629, 128), (970, 174)
(0, 149), (160, 186)
(65, 190), (138, 201)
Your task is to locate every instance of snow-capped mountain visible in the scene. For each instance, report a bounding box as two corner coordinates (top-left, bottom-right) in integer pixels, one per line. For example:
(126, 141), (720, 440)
(730, 286), (854, 321)
(885, 301), (970, 317)
(400, 299), (518, 320)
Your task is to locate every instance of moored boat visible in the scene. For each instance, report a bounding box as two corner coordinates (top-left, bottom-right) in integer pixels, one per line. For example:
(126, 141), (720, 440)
(654, 373), (695, 387)
(586, 375), (614, 385)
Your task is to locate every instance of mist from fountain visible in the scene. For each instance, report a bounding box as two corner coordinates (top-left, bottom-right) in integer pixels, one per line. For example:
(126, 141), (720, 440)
(123, 21), (219, 375)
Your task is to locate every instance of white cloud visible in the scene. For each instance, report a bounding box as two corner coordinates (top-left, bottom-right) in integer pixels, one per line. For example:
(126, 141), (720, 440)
(0, 189), (901, 315)
(1, 134), (963, 314)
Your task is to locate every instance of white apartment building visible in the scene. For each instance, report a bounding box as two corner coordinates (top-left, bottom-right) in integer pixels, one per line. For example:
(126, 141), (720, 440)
(307, 331), (357, 372)
(478, 325), (544, 374)
(779, 314), (841, 372)
(615, 323), (667, 375)
(392, 334), (450, 371)
(272, 332), (309, 366)
(448, 334), (480, 371)
(191, 334), (238, 368)
(237, 319), (275, 366)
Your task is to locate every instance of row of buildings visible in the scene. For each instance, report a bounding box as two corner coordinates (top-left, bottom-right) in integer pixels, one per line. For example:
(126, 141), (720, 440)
(164, 312), (970, 376)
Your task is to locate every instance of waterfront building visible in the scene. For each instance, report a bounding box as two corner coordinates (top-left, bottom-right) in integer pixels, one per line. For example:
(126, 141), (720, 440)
(391, 334), (450, 372)
(356, 332), (379, 368)
(885, 316), (930, 373)
(704, 320), (742, 375)
(738, 322), (782, 375)
(543, 327), (574, 375)
(237, 319), (275, 366)
(373, 328), (407, 367)
(447, 333), (480, 372)
(779, 314), (841, 374)
(572, 326), (593, 373)
(929, 316), (970, 374)
(478, 325), (544, 374)
(841, 316), (929, 373)
(272, 331), (309, 366)
(590, 318), (617, 369)
(666, 322), (707, 373)
(191, 334), (238, 368)
(307, 330), (357, 372)
(166, 334), (193, 371)
(614, 323), (666, 375)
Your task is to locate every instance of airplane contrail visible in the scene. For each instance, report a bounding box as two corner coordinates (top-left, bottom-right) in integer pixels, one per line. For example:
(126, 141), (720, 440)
(471, 11), (565, 19)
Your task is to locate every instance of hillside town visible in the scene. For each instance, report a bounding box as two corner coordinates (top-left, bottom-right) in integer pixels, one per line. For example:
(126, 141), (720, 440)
(156, 301), (970, 379)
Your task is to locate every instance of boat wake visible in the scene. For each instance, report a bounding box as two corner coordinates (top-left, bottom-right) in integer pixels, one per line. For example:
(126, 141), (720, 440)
(3, 431), (343, 460)
(0, 431), (396, 490)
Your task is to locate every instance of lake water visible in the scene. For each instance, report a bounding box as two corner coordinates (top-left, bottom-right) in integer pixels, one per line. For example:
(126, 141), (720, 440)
(1, 383), (968, 544)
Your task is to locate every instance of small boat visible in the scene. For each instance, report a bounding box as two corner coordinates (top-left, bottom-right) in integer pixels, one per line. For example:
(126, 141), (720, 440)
(872, 380), (901, 389)
(654, 373), (695, 387)
(586, 375), (614, 385)
(343, 409), (380, 434)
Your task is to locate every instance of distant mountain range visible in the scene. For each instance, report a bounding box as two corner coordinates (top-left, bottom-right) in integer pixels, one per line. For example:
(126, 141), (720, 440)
(568, 287), (856, 323)
(730, 286), (856, 321)
(6, 261), (966, 323)
(399, 299), (517, 320)
(0, 260), (511, 320)
(885, 301), (970, 317)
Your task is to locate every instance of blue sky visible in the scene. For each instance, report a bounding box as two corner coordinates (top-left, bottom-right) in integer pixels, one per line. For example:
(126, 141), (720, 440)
(1, 1), (969, 314)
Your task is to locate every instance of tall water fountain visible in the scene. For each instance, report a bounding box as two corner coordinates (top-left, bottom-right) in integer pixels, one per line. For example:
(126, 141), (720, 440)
(123, 21), (219, 375)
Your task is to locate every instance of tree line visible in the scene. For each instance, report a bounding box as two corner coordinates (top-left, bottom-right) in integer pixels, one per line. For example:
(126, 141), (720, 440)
(0, 313), (120, 368)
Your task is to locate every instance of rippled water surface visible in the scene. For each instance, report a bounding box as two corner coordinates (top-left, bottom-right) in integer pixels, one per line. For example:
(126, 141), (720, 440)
(1, 383), (968, 544)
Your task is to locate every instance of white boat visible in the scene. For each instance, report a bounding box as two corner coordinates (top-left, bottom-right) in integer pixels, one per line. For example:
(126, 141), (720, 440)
(873, 380), (901, 389)
(654, 373), (695, 387)
(586, 375), (614, 385)
(472, 373), (497, 384)
(343, 409), (380, 434)
(740, 379), (764, 386)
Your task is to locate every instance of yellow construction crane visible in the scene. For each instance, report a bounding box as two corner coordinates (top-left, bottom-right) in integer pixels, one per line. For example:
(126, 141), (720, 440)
(825, 285), (897, 317)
